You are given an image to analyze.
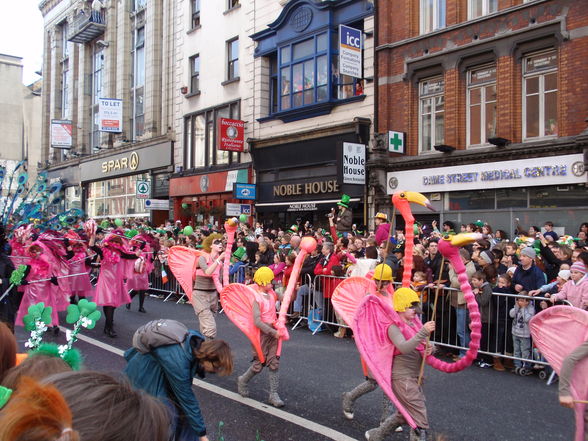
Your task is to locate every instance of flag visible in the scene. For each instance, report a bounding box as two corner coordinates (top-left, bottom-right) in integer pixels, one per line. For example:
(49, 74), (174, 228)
(161, 269), (168, 285)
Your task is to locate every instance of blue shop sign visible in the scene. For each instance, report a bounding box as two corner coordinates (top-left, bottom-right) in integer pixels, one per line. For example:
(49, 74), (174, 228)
(234, 183), (256, 200)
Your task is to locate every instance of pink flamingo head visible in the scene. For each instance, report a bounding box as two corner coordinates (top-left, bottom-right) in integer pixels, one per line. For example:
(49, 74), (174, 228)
(438, 233), (483, 259)
(224, 217), (239, 233)
(300, 236), (317, 254)
(392, 191), (434, 223)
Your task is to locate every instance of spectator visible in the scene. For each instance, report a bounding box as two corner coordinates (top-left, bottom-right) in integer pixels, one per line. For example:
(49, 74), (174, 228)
(124, 320), (233, 441)
(269, 253), (287, 288)
(530, 269), (571, 310)
(0, 322), (16, 383)
(495, 229), (509, 242)
(289, 235), (301, 256)
(374, 212), (390, 246)
(472, 271), (494, 368)
(537, 236), (572, 282)
(335, 194), (353, 238)
(313, 242), (341, 314)
(511, 247), (546, 294)
(543, 221), (559, 242)
(291, 247), (322, 319)
(256, 241), (274, 267)
(549, 261), (588, 309)
(509, 296), (535, 375)
(2, 354), (71, 390)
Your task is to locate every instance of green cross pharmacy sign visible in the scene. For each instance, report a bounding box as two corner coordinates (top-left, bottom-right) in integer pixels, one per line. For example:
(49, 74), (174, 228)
(136, 180), (150, 199)
(388, 131), (405, 154)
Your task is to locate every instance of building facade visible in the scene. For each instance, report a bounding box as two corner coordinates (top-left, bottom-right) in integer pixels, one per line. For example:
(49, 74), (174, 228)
(169, 0), (254, 228)
(248, 0), (375, 230)
(374, 0), (588, 236)
(39, 0), (176, 223)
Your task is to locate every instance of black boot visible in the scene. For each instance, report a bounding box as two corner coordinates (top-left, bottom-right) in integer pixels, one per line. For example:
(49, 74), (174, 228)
(126, 291), (136, 310)
(103, 306), (117, 338)
(138, 291), (146, 313)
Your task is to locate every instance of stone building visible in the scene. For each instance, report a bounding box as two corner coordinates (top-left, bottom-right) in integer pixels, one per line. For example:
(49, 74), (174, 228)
(39, 0), (177, 223)
(372, 0), (588, 236)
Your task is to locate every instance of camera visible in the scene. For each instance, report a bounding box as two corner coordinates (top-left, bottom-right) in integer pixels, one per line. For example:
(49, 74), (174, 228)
(325, 213), (334, 218)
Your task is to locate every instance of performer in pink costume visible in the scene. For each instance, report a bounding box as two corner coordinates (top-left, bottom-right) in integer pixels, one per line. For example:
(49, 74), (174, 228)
(125, 234), (153, 313)
(89, 232), (139, 338)
(67, 235), (94, 304)
(16, 242), (64, 329)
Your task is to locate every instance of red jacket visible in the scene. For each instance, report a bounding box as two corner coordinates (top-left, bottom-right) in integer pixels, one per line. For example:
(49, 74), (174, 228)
(314, 253), (341, 298)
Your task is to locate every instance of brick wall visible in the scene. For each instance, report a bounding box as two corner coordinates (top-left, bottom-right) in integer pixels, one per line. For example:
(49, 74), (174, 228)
(377, 0), (588, 155)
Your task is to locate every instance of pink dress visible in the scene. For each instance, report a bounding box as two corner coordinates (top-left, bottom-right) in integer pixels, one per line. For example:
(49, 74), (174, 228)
(126, 250), (152, 291)
(94, 247), (132, 307)
(16, 255), (64, 327)
(69, 252), (94, 297)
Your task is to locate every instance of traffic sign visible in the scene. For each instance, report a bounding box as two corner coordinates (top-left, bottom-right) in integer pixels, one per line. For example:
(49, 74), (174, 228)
(136, 180), (150, 199)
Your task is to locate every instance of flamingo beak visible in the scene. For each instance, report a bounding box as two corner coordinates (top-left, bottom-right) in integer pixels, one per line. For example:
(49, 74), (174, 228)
(445, 232), (483, 247)
(404, 191), (435, 212)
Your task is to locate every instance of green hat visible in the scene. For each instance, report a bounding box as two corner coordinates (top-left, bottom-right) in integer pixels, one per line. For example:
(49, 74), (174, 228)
(474, 220), (484, 228)
(337, 194), (351, 208)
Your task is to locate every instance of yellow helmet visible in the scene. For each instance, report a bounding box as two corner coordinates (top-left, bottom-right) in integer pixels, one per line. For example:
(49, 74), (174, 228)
(375, 212), (388, 221)
(393, 287), (421, 312)
(253, 266), (274, 286)
(372, 264), (393, 281)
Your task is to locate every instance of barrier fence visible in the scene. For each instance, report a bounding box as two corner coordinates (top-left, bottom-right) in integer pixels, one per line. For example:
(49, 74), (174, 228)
(133, 266), (571, 379)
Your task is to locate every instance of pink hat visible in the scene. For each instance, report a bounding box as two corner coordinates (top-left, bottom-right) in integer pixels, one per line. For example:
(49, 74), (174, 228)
(570, 261), (587, 274)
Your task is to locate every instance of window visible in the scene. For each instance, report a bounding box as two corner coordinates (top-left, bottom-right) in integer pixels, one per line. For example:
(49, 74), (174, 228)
(61, 22), (69, 58)
(190, 54), (200, 93)
(132, 0), (146, 12)
(87, 174), (148, 218)
(523, 50), (558, 140)
(184, 102), (241, 170)
(468, 0), (497, 19)
(467, 65), (496, 146)
(131, 27), (145, 139)
(227, 38), (239, 81)
(191, 0), (200, 28)
(419, 77), (445, 152)
(420, 0), (446, 34)
(61, 60), (69, 119)
(278, 33), (329, 111)
(90, 46), (104, 151)
(227, 0), (239, 10)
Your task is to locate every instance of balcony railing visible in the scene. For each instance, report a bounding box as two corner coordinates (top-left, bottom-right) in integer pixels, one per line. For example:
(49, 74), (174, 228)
(68, 10), (106, 44)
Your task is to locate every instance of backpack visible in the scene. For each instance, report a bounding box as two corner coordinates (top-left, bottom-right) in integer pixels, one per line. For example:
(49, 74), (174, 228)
(132, 319), (189, 354)
(134, 256), (146, 274)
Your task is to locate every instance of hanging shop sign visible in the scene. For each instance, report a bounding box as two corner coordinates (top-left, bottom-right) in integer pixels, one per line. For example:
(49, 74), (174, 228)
(386, 154), (587, 194)
(136, 180), (150, 199)
(226, 203), (252, 216)
(339, 24), (363, 79)
(341, 142), (366, 185)
(98, 98), (123, 133)
(170, 168), (249, 196)
(218, 118), (245, 152)
(51, 120), (73, 149)
(388, 131), (405, 154)
(145, 199), (170, 210)
(234, 183), (256, 200)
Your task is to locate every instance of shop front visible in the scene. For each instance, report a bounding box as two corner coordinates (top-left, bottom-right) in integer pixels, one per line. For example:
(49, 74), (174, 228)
(252, 131), (367, 230)
(79, 140), (173, 221)
(169, 167), (252, 227)
(386, 153), (588, 237)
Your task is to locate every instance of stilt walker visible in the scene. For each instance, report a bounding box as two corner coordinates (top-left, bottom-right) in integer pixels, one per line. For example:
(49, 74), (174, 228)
(89, 232), (139, 338)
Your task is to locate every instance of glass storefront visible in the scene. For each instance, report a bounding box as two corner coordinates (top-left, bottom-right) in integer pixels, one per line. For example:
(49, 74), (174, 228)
(86, 174), (149, 218)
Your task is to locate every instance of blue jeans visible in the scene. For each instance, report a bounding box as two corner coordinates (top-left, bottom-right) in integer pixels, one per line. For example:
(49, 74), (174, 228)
(455, 307), (470, 357)
(513, 336), (531, 368)
(293, 284), (323, 313)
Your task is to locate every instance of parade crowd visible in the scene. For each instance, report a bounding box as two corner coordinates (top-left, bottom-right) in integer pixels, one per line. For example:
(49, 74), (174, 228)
(0, 205), (587, 441)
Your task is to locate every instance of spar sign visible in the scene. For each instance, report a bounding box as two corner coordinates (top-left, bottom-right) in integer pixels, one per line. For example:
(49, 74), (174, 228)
(339, 25), (362, 79)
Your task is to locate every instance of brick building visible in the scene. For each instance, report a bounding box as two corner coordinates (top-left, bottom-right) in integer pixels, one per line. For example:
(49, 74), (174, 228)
(372, 0), (588, 236)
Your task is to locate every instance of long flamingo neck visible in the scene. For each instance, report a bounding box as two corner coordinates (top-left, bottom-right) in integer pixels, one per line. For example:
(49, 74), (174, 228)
(402, 219), (414, 287)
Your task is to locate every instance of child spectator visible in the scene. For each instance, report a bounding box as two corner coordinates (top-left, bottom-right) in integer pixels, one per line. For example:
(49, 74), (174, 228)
(529, 269), (570, 310)
(244, 267), (255, 285)
(411, 270), (428, 303)
(509, 295), (535, 375)
(472, 271), (494, 368)
(491, 273), (515, 371)
(549, 261), (588, 309)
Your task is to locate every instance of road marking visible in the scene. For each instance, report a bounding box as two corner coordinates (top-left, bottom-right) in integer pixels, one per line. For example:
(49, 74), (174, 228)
(68, 330), (358, 441)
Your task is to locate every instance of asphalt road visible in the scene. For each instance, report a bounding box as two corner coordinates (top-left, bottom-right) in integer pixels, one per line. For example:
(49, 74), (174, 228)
(15, 295), (573, 441)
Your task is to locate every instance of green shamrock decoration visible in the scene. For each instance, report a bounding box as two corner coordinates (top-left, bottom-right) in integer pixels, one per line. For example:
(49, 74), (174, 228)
(9, 264), (28, 286)
(0, 386), (12, 409)
(22, 302), (53, 332)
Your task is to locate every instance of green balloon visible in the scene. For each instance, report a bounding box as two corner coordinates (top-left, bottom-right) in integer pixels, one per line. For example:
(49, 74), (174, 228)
(114, 218), (123, 227)
(101, 220), (110, 229)
(181, 203), (189, 209)
(239, 214), (248, 223)
(414, 224), (420, 235)
(183, 226), (194, 236)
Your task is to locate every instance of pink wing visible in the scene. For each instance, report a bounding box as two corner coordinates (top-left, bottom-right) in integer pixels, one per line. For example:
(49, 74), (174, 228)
(220, 283), (264, 363)
(530, 306), (588, 441)
(167, 246), (205, 301)
(353, 295), (419, 429)
(331, 277), (378, 328)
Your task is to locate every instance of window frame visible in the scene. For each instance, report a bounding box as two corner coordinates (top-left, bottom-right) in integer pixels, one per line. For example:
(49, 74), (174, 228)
(522, 49), (558, 141)
(90, 45), (104, 152)
(227, 37), (239, 81)
(420, 0), (446, 35)
(184, 101), (242, 170)
(468, 0), (498, 20)
(189, 54), (200, 93)
(418, 76), (445, 153)
(191, 0), (200, 29)
(466, 64), (497, 148)
(131, 26), (146, 140)
(227, 0), (240, 10)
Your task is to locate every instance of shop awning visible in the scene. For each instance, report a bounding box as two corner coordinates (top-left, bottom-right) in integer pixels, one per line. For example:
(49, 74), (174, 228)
(255, 198), (361, 213)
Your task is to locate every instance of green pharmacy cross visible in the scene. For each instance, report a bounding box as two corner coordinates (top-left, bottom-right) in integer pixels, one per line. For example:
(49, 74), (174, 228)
(389, 131), (404, 153)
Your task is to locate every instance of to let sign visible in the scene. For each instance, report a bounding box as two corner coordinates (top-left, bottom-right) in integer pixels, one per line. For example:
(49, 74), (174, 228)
(218, 118), (245, 152)
(99, 98), (123, 133)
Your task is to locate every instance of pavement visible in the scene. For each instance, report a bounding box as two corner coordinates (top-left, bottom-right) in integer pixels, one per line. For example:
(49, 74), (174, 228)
(15, 294), (574, 441)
